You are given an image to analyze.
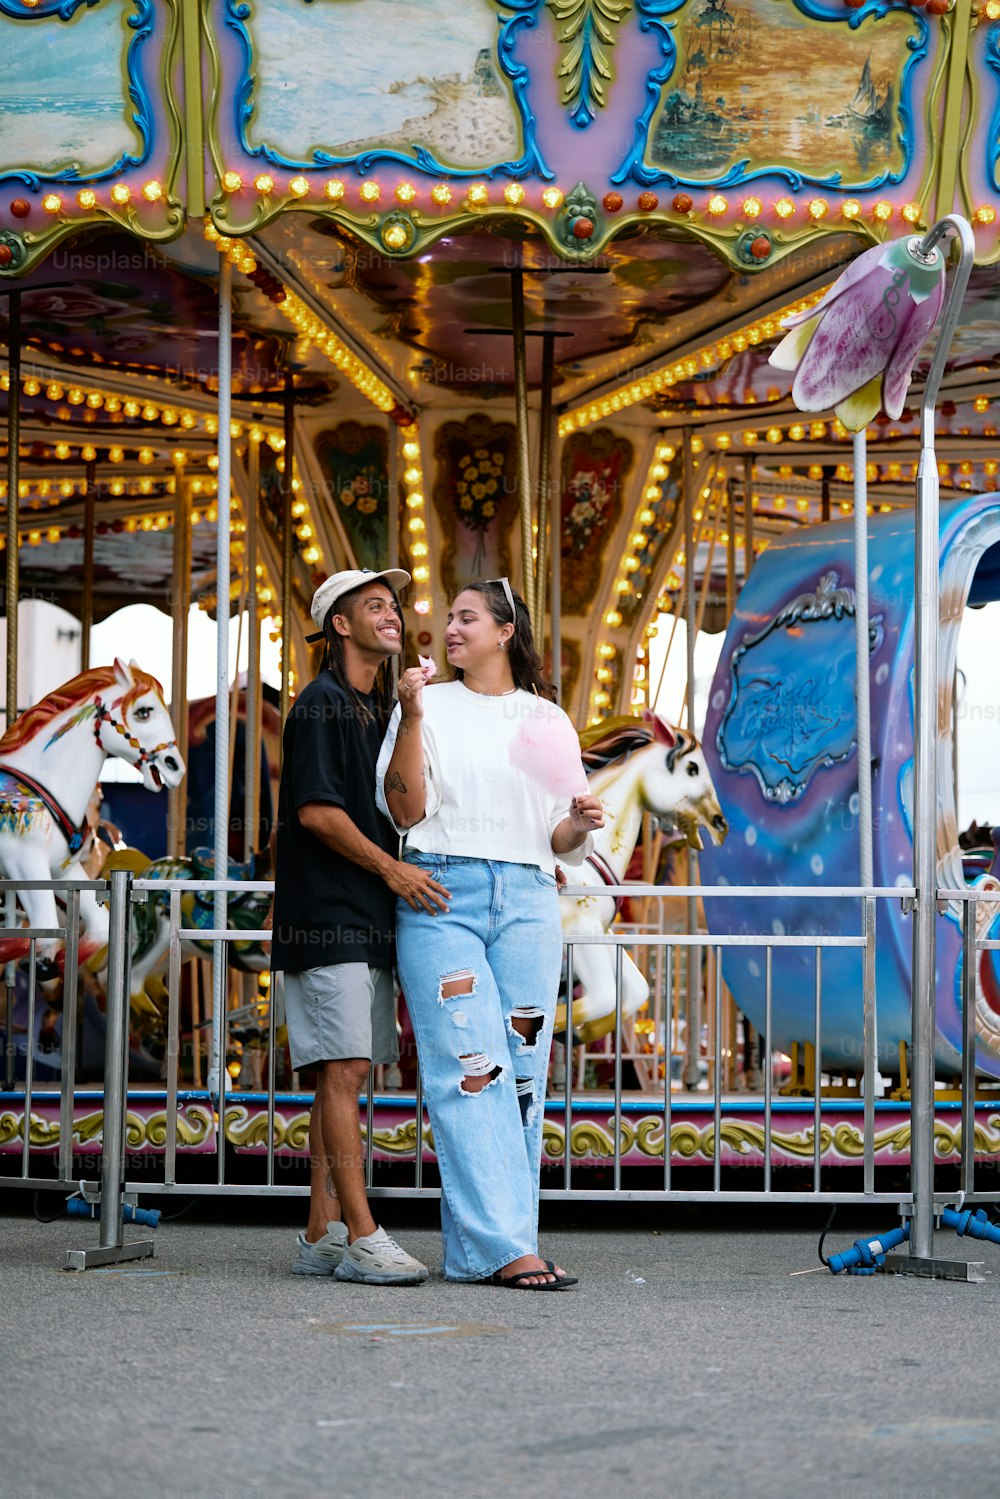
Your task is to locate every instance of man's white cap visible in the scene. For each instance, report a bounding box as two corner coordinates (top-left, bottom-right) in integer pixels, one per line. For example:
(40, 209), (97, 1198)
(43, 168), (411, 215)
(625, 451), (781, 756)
(309, 567), (411, 634)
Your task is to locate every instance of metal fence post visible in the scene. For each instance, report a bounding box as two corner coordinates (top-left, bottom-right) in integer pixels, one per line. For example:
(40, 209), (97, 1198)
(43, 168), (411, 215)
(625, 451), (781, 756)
(66, 868), (153, 1270)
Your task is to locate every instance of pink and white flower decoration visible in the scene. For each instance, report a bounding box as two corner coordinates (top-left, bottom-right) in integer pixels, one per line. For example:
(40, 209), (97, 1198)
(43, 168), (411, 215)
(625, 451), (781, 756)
(769, 236), (947, 432)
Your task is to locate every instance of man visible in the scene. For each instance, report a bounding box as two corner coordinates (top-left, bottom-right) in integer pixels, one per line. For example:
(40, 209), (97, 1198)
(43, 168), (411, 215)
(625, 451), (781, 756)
(271, 568), (450, 1284)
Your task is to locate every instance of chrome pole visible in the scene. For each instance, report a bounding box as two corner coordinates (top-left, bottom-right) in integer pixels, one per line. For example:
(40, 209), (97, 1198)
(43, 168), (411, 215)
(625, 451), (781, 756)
(510, 269), (535, 631)
(80, 458), (96, 671)
(213, 260), (233, 1089)
(909, 215), (975, 1264)
(682, 429), (701, 1090)
(852, 429), (881, 1117)
(6, 289), (20, 731)
(244, 434), (260, 863)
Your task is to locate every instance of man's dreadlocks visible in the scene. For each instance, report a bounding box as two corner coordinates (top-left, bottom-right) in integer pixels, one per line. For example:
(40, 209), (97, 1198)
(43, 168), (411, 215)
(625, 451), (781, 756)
(319, 581), (403, 732)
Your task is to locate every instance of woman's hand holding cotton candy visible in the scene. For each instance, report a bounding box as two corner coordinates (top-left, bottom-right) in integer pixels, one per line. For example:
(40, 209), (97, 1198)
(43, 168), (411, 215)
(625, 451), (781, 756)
(418, 654), (437, 682)
(398, 665), (427, 720)
(508, 715), (589, 799)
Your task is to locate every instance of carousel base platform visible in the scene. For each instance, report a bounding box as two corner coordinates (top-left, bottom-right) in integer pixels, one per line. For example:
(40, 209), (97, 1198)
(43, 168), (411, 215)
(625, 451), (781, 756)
(2, 1088), (999, 1177)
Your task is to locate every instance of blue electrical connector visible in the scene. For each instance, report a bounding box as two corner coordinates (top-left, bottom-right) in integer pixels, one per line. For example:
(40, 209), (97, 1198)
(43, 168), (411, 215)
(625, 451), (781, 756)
(66, 1196), (161, 1229)
(941, 1206), (1000, 1245)
(826, 1222), (910, 1274)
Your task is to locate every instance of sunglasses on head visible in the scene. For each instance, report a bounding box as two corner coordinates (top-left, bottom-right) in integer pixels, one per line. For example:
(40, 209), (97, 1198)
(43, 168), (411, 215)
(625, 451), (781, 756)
(486, 576), (517, 622)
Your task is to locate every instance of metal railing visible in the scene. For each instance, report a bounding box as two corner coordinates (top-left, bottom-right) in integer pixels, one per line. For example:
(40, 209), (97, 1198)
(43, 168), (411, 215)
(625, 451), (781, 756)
(13, 869), (1000, 1264)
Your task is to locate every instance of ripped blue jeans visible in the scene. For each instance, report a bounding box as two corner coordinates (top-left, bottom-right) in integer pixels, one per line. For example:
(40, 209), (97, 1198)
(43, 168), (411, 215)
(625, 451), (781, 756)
(395, 854), (562, 1281)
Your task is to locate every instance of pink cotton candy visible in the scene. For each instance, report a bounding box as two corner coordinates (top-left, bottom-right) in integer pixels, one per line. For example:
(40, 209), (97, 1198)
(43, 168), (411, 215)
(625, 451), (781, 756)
(418, 654), (437, 681)
(508, 713), (588, 799)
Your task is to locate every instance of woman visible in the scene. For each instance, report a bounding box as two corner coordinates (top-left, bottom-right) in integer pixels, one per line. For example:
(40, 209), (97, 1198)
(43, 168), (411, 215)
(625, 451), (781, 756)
(377, 579), (604, 1288)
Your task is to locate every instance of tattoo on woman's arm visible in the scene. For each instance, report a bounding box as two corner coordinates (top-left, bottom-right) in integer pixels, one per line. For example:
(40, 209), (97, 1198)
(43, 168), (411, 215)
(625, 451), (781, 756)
(385, 770), (407, 794)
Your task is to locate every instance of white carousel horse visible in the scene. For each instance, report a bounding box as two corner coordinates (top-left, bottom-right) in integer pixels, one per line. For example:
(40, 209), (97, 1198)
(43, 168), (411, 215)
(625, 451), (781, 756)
(558, 711), (727, 1044)
(0, 659), (185, 978)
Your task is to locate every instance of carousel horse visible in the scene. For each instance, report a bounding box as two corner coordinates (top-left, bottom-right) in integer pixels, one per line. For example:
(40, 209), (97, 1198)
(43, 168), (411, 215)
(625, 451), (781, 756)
(0, 660), (185, 978)
(122, 844), (272, 1016)
(557, 711), (728, 1044)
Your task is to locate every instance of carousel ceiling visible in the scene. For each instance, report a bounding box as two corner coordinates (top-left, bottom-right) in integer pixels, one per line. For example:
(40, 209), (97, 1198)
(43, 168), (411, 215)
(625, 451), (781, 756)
(1, 0), (1000, 717)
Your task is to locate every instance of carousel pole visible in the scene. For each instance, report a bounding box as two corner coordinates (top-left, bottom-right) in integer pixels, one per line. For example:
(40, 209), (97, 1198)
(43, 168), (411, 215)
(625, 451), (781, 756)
(534, 332), (556, 658)
(6, 289), (20, 729)
(742, 456), (754, 579)
(852, 430), (881, 1143)
(510, 269), (535, 632)
(3, 290), (18, 1087)
(80, 458), (96, 671)
(681, 428), (702, 1091)
(169, 462), (191, 859)
(279, 371), (295, 739)
(244, 432), (261, 863)
(387, 422), (400, 572)
(905, 215), (974, 1273)
(550, 418), (562, 703)
(212, 259), (233, 1090)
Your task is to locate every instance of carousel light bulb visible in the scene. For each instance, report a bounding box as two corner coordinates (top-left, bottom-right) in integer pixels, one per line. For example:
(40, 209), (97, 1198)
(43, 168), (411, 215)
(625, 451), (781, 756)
(110, 479), (124, 496)
(974, 205), (998, 225)
(383, 223), (408, 250)
(431, 183), (452, 205)
(223, 171), (242, 192)
(59, 482), (74, 498)
(302, 545), (321, 564)
(408, 516), (425, 533)
(842, 199), (861, 219)
(396, 182), (416, 203)
(289, 175), (309, 198)
(142, 180), (163, 202)
(109, 446), (124, 463)
(254, 173), (274, 194)
(325, 179), (345, 201)
(774, 198), (794, 218)
(23, 378), (40, 396)
(77, 188), (97, 210)
(808, 198), (828, 220)
(42, 193), (62, 214)
(873, 200), (893, 222)
(598, 643), (616, 659)
(741, 196), (762, 219)
(412, 565), (430, 582)
(902, 201), (922, 224)
(605, 610), (622, 628)
(467, 183), (488, 206)
(54, 442), (70, 460)
(86, 391), (102, 408)
(504, 183), (525, 205)
(111, 183), (131, 206)
(359, 181), (380, 202)
(81, 444), (96, 461)
(766, 426), (783, 443)
(542, 187), (563, 209)
(639, 508), (655, 525)
(138, 447), (154, 465)
(708, 194), (728, 216)
(180, 412), (197, 429)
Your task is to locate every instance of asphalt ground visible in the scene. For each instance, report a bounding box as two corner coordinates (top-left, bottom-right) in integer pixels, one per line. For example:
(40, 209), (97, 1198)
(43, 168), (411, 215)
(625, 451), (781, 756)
(2, 1196), (999, 1499)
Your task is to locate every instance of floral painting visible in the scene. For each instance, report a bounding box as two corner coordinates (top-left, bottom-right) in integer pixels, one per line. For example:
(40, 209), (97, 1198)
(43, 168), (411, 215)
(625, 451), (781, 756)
(560, 428), (633, 615)
(432, 414), (519, 601)
(314, 422), (389, 570)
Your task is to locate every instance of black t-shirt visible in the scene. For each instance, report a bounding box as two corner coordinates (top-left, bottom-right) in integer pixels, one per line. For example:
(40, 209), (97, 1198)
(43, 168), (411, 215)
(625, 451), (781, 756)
(270, 673), (397, 972)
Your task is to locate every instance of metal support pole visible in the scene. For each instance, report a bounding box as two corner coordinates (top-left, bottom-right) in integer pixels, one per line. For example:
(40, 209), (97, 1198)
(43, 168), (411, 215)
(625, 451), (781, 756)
(550, 419), (562, 703)
(244, 434), (260, 863)
(852, 431), (881, 1113)
(213, 260), (233, 1090)
(742, 456), (754, 582)
(6, 289), (20, 729)
(510, 269), (535, 632)
(387, 423), (400, 573)
(534, 332), (556, 651)
(80, 459), (96, 671)
(682, 429), (701, 1090)
(907, 215), (974, 1271)
(725, 474), (736, 619)
(65, 869), (153, 1269)
(169, 475), (191, 859)
(279, 373), (295, 738)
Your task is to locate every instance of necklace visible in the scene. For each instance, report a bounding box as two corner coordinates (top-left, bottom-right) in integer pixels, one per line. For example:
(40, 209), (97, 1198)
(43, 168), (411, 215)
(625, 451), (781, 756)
(462, 681), (518, 698)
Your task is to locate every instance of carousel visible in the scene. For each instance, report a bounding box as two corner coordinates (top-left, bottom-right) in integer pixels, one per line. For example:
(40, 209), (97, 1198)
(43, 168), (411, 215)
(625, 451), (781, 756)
(3, 0), (1000, 1210)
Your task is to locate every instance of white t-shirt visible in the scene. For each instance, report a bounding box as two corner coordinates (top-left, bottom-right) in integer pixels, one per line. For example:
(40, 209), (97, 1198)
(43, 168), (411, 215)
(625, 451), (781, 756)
(375, 680), (593, 875)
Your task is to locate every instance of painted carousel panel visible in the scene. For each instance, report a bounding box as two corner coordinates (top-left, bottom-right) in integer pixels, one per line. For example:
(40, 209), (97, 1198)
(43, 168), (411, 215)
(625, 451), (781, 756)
(227, 0), (523, 172)
(0, 2), (145, 181)
(642, 0), (924, 191)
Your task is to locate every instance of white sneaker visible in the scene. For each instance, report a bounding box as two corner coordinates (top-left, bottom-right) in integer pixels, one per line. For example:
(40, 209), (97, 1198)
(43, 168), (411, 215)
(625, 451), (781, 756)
(292, 1221), (348, 1276)
(334, 1226), (429, 1285)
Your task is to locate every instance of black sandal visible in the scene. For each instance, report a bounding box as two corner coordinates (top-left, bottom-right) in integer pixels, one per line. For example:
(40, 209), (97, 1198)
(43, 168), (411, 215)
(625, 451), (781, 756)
(487, 1259), (578, 1290)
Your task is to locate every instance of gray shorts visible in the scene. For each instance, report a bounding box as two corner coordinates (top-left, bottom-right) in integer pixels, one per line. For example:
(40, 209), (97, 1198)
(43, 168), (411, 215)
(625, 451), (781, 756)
(278, 964), (399, 1070)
